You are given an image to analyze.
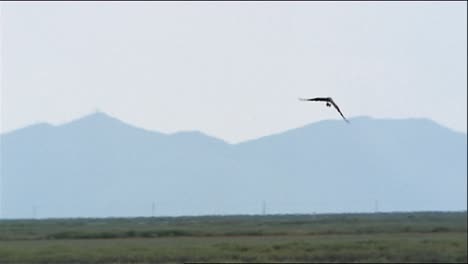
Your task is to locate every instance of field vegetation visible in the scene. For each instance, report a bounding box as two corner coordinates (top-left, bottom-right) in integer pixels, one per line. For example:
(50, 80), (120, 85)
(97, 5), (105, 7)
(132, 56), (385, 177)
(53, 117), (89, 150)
(0, 212), (466, 263)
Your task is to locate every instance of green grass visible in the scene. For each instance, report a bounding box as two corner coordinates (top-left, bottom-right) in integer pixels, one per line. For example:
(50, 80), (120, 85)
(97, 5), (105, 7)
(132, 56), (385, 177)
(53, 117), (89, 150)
(0, 212), (466, 263)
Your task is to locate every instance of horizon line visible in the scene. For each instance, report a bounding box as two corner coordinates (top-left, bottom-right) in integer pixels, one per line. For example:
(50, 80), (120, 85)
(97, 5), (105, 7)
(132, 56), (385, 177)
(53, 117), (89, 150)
(1, 111), (466, 144)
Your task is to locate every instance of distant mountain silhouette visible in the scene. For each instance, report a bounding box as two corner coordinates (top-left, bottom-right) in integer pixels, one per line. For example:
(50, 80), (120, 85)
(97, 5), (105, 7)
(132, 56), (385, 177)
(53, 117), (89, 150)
(1, 112), (466, 218)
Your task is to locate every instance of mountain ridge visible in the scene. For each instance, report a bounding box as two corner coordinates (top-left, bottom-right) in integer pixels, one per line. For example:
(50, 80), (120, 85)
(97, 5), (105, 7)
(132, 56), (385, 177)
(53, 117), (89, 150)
(2, 112), (465, 144)
(1, 112), (466, 218)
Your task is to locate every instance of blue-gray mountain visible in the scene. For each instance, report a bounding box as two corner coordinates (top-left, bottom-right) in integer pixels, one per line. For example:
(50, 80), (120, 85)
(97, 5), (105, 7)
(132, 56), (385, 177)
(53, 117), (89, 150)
(1, 112), (466, 218)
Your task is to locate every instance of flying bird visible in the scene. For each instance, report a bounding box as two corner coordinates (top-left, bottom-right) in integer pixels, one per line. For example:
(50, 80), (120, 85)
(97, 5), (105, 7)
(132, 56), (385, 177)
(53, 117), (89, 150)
(299, 97), (350, 123)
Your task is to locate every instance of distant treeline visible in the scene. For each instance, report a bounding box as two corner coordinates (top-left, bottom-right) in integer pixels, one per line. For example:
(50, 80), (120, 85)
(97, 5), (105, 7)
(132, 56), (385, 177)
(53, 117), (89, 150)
(0, 211), (466, 240)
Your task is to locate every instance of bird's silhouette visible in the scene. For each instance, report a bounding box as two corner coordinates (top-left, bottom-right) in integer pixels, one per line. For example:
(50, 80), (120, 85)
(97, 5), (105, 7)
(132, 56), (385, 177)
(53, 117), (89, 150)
(299, 97), (350, 123)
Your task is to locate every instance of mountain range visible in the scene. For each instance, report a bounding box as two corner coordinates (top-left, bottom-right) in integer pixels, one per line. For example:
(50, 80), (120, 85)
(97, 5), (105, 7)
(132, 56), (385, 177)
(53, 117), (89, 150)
(1, 112), (466, 218)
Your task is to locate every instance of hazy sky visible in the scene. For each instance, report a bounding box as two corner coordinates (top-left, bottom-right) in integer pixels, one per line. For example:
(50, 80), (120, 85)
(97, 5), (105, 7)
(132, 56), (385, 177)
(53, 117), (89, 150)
(1, 1), (466, 143)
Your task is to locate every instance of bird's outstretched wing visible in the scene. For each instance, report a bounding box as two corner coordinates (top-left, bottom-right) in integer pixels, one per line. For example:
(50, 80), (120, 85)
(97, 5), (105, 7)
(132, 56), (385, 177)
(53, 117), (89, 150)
(329, 99), (350, 123)
(298, 97), (329, 102)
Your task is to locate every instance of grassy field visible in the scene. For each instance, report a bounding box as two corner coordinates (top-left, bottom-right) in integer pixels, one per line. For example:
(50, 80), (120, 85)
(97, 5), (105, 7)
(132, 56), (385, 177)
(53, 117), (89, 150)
(0, 212), (466, 263)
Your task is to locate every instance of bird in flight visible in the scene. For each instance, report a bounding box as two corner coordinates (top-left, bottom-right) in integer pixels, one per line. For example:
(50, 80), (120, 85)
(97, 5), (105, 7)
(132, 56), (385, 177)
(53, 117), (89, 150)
(299, 97), (350, 123)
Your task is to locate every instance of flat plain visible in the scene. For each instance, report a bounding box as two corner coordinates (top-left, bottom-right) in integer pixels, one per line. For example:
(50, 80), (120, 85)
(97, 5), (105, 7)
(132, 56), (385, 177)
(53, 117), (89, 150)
(0, 212), (466, 263)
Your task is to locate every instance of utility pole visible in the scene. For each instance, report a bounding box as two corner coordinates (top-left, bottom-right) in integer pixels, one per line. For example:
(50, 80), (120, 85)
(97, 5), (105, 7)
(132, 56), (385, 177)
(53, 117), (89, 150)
(262, 201), (266, 216)
(152, 202), (155, 218)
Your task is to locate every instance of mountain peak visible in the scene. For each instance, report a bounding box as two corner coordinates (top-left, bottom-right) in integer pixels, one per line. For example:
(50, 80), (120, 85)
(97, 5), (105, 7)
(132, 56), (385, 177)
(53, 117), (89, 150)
(58, 110), (129, 130)
(82, 110), (116, 121)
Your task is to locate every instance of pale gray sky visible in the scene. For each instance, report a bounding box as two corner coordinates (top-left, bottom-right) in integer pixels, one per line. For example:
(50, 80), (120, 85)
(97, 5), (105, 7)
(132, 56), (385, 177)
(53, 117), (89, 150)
(1, 1), (466, 143)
